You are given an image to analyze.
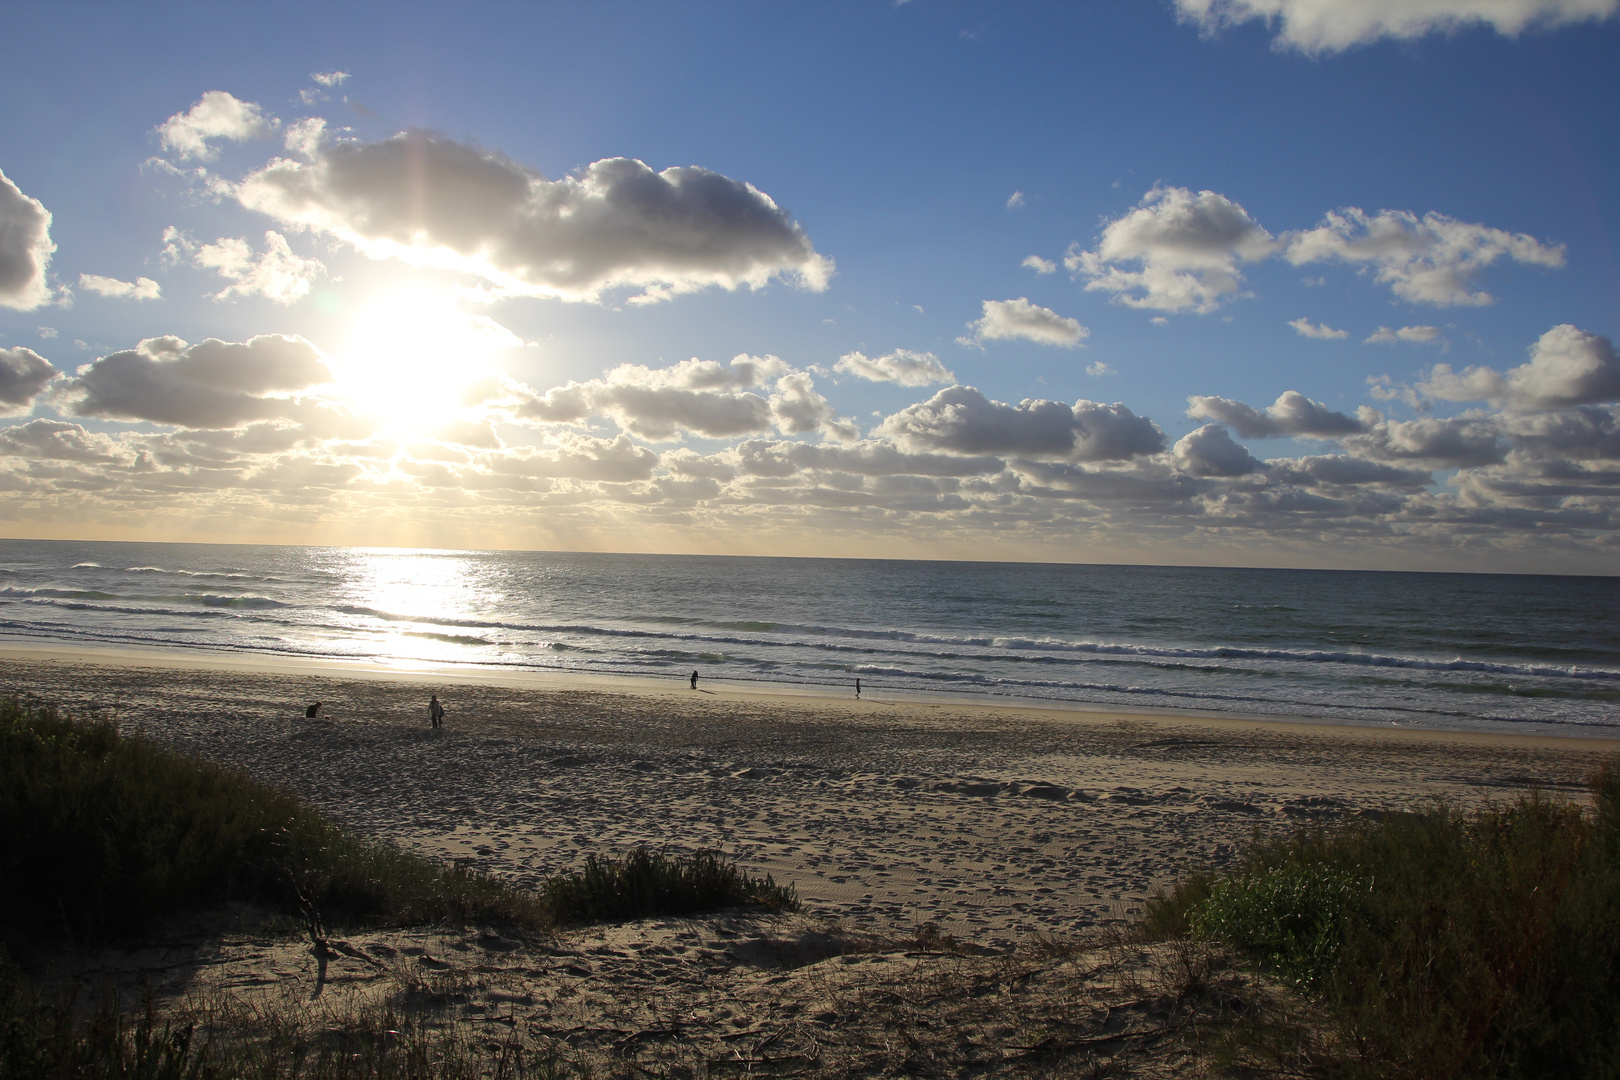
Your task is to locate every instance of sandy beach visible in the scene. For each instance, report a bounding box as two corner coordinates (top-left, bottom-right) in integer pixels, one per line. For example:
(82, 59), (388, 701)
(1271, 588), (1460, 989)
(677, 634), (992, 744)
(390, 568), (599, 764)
(6, 643), (1616, 1074)
(4, 643), (1612, 945)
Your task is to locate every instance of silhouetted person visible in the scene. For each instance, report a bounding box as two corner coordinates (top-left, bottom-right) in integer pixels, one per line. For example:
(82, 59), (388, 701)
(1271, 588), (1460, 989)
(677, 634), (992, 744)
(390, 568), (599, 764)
(429, 694), (445, 728)
(690, 670), (699, 690)
(305, 701), (322, 718)
(855, 679), (861, 699)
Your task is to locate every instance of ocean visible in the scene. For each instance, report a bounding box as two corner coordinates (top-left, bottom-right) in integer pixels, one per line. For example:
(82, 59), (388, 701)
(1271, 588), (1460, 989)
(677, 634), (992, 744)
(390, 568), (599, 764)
(0, 539), (1615, 738)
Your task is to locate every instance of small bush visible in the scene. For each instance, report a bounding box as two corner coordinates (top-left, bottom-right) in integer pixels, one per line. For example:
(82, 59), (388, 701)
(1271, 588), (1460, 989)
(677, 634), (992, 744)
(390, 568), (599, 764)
(544, 847), (798, 925)
(1144, 767), (1620, 1079)
(1189, 861), (1365, 991)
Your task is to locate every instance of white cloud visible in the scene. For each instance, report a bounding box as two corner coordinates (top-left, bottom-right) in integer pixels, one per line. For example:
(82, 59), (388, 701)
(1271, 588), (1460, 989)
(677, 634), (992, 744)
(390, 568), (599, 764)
(1187, 390), (1366, 437)
(1174, 424), (1263, 477)
(1289, 317), (1347, 339)
(1086, 362), (1115, 377)
(1175, 0), (1619, 54)
(878, 385), (1164, 460)
(958, 298), (1088, 348)
(834, 349), (955, 386)
(234, 133), (833, 304)
(1366, 325), (1441, 344)
(157, 91), (279, 161)
(0, 346), (57, 414)
(1417, 324), (1620, 409)
(283, 117), (327, 159)
(311, 71), (350, 87)
(1285, 208), (1564, 307)
(62, 334), (334, 428)
(37, 327), (57, 339)
(1007, 191), (1026, 209)
(0, 167), (55, 311)
(170, 229), (325, 303)
(510, 354), (851, 442)
(1065, 186), (1276, 313)
(77, 274), (161, 301)
(1022, 255), (1057, 274)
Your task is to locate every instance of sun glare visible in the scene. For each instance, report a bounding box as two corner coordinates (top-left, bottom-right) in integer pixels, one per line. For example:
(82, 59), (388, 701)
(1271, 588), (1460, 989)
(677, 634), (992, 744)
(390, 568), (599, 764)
(335, 288), (514, 434)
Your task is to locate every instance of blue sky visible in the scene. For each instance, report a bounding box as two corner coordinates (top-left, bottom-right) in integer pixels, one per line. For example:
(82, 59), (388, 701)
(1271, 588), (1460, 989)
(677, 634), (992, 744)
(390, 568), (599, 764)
(1, 0), (1617, 571)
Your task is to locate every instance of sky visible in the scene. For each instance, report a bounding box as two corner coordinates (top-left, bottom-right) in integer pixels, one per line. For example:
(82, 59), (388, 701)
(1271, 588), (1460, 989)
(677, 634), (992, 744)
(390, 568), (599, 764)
(1, 0), (1617, 573)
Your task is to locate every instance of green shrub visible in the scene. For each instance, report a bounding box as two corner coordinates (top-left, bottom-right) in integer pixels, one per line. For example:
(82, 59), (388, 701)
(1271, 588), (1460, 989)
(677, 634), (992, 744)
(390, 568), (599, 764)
(1189, 861), (1365, 990)
(1145, 767), (1620, 1079)
(544, 847), (798, 925)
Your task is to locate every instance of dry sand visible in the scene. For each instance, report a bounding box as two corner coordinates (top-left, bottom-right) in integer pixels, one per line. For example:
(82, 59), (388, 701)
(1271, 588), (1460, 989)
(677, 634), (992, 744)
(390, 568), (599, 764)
(5, 645), (1613, 1075)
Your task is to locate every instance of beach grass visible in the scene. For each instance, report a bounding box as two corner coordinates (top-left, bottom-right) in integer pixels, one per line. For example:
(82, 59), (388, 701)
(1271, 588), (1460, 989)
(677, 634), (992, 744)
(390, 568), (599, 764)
(1143, 763), (1620, 1078)
(543, 846), (797, 925)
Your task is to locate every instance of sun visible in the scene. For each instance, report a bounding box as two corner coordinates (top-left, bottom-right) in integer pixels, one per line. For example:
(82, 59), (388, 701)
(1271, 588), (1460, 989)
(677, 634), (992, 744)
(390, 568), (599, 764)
(334, 287), (517, 434)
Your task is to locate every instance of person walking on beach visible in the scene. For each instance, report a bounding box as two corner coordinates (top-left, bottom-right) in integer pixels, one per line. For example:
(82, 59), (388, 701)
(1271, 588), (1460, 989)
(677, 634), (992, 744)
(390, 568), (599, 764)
(690, 670), (699, 690)
(429, 694), (445, 728)
(855, 678), (861, 699)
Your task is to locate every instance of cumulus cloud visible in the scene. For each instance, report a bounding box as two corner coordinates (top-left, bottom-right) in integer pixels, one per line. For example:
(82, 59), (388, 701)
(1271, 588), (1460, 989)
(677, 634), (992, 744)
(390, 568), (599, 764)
(1066, 186), (1276, 313)
(1022, 255), (1057, 274)
(510, 354), (850, 442)
(157, 91), (279, 161)
(1174, 424), (1263, 477)
(834, 349), (955, 386)
(234, 133), (832, 304)
(77, 274), (162, 301)
(1417, 324), (1620, 409)
(1341, 410), (1505, 467)
(0, 167), (55, 311)
(1175, 0), (1618, 54)
(1366, 324), (1442, 344)
(1187, 390), (1365, 438)
(878, 385), (1164, 460)
(311, 71), (349, 87)
(186, 230), (326, 303)
(0, 419), (137, 464)
(1289, 317), (1347, 339)
(1284, 208), (1564, 307)
(957, 298), (1088, 348)
(0, 346), (57, 413)
(62, 334), (334, 428)
(1269, 455), (1432, 488)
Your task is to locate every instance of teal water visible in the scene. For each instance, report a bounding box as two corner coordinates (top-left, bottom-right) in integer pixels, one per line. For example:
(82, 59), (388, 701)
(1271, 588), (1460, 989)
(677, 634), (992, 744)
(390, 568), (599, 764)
(1, 539), (1616, 737)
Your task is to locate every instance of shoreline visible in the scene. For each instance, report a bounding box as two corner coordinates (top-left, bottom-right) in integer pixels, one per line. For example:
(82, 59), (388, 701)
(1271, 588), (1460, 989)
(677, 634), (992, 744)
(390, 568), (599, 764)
(2, 637), (1614, 750)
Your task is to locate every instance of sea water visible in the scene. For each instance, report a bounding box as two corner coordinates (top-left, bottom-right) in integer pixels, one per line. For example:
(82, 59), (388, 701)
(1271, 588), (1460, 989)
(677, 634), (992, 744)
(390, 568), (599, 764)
(0, 539), (1615, 738)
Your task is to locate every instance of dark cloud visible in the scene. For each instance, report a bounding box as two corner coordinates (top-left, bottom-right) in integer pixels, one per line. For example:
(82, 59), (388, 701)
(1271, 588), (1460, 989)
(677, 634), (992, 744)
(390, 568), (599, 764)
(236, 133), (832, 303)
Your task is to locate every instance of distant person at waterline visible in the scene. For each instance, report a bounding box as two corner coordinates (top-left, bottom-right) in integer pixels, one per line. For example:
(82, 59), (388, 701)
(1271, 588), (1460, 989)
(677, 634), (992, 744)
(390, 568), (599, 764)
(305, 701), (322, 718)
(690, 670), (699, 690)
(429, 694), (445, 729)
(855, 679), (861, 699)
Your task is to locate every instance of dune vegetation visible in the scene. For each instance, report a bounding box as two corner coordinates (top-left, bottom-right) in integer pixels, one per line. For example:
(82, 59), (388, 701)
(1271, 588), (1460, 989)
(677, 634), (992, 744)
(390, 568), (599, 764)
(1145, 764), (1620, 1078)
